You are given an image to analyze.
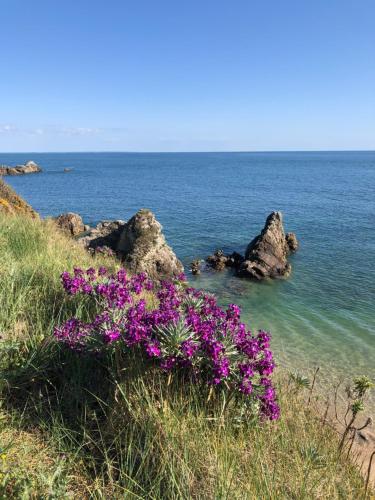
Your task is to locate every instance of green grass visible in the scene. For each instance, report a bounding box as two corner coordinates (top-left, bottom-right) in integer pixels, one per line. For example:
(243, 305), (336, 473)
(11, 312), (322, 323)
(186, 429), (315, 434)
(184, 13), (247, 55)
(0, 213), (368, 498)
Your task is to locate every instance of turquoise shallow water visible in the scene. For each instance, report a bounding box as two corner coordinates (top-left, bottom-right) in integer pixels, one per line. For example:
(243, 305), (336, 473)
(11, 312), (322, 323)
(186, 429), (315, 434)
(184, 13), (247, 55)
(3, 151), (375, 390)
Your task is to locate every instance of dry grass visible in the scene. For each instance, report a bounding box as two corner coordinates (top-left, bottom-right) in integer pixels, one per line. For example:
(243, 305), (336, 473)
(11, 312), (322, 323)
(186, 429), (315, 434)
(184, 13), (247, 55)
(0, 211), (372, 498)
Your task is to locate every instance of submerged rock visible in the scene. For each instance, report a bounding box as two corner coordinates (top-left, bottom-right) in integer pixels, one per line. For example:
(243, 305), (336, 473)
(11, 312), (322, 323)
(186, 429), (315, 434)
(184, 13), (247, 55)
(237, 211), (295, 280)
(0, 160), (42, 176)
(53, 212), (85, 236)
(117, 209), (184, 280)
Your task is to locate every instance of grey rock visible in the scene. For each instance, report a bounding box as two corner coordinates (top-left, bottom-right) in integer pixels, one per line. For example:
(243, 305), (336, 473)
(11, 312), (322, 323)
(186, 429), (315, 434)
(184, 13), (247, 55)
(286, 232), (299, 252)
(191, 259), (202, 275)
(117, 209), (183, 280)
(0, 161), (42, 176)
(206, 250), (228, 270)
(78, 220), (126, 251)
(238, 211), (295, 280)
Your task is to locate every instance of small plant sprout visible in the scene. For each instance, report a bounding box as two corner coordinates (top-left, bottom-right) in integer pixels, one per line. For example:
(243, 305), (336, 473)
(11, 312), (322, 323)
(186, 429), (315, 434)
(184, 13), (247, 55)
(338, 376), (374, 453)
(289, 372), (310, 391)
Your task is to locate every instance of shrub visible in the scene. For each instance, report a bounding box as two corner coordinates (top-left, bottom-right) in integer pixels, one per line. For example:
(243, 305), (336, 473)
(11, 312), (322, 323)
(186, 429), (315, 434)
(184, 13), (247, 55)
(54, 267), (280, 420)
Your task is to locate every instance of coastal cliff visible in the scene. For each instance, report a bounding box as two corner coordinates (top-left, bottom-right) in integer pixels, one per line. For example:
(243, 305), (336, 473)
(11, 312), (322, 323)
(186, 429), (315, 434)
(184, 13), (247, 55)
(0, 178), (38, 217)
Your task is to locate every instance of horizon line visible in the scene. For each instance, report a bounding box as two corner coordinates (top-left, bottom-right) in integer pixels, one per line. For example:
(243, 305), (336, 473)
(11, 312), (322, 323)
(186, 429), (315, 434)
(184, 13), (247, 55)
(1, 149), (375, 155)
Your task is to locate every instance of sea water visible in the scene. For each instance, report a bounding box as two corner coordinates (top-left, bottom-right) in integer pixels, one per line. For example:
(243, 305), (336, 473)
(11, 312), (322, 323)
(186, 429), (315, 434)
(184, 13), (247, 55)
(4, 151), (375, 390)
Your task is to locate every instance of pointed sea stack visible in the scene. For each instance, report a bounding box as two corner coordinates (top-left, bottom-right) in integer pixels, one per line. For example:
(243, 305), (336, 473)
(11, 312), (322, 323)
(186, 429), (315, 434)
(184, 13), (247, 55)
(237, 211), (298, 280)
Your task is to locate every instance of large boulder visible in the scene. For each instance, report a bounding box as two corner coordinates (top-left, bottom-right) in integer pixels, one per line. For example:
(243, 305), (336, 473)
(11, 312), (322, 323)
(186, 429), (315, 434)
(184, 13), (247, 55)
(53, 212), (85, 236)
(237, 211), (297, 280)
(0, 161), (42, 176)
(117, 209), (183, 280)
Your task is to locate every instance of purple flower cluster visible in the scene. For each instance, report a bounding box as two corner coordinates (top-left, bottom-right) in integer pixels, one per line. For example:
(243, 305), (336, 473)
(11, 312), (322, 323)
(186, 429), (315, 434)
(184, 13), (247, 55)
(54, 267), (280, 420)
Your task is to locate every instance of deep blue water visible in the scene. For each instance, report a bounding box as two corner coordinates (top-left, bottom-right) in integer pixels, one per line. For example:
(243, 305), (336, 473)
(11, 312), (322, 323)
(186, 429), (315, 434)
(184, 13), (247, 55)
(3, 151), (375, 387)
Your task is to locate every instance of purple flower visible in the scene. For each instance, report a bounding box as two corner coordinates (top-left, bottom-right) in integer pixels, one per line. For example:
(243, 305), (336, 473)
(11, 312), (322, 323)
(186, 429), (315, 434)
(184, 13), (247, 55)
(180, 340), (199, 358)
(145, 340), (161, 357)
(160, 356), (177, 371)
(98, 266), (107, 276)
(239, 378), (253, 394)
(103, 329), (121, 343)
(54, 267), (279, 420)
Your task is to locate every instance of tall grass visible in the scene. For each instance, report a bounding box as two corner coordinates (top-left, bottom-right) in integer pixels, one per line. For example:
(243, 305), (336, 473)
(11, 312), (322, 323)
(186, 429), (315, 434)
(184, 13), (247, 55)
(0, 213), (368, 498)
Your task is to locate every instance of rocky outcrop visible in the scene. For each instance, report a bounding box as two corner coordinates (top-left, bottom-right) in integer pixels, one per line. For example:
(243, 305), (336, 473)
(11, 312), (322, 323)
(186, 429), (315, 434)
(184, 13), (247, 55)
(117, 209), (184, 280)
(190, 259), (202, 275)
(237, 212), (295, 280)
(286, 232), (298, 252)
(53, 212), (85, 236)
(206, 212), (298, 281)
(0, 179), (38, 217)
(206, 250), (244, 271)
(0, 161), (42, 176)
(78, 220), (126, 251)
(206, 250), (228, 271)
(78, 209), (182, 279)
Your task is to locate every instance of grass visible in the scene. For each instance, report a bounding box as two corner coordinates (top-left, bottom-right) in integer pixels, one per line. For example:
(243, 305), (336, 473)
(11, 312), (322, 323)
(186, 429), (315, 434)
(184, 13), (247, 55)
(0, 212), (370, 498)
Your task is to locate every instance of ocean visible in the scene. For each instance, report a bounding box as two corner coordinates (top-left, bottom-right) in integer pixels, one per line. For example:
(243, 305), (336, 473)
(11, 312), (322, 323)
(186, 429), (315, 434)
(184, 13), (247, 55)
(3, 151), (375, 387)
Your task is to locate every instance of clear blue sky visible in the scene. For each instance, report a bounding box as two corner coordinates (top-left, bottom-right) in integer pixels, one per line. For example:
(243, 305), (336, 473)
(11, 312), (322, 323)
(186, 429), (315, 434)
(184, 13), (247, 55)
(1, 0), (374, 152)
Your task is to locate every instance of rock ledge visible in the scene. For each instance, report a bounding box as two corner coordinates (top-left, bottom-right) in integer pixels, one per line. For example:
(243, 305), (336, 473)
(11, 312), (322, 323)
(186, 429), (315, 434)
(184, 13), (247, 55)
(0, 161), (42, 176)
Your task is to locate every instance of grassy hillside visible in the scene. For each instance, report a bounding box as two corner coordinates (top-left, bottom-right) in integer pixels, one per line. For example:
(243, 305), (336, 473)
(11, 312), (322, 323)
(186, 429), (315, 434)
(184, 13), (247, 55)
(0, 179), (38, 217)
(0, 212), (369, 498)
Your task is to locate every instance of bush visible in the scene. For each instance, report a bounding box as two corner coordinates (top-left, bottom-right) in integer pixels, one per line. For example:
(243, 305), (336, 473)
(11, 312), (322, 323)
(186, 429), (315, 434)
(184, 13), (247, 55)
(54, 267), (280, 421)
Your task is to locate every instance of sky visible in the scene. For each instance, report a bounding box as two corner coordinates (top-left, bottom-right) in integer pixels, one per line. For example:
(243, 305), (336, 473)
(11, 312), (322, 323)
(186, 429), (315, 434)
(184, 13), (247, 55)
(0, 0), (374, 152)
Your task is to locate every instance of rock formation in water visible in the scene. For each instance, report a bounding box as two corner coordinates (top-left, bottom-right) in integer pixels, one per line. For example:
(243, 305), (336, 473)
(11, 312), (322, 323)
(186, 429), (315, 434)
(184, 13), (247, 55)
(206, 250), (244, 271)
(206, 250), (228, 271)
(117, 209), (184, 280)
(53, 212), (85, 236)
(285, 232), (298, 252)
(238, 211), (296, 280)
(206, 212), (298, 281)
(190, 259), (202, 275)
(0, 160), (42, 176)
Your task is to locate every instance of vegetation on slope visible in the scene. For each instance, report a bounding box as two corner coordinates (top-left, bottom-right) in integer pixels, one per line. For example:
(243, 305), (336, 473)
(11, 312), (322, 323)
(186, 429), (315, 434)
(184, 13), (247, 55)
(0, 179), (38, 217)
(0, 212), (370, 498)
